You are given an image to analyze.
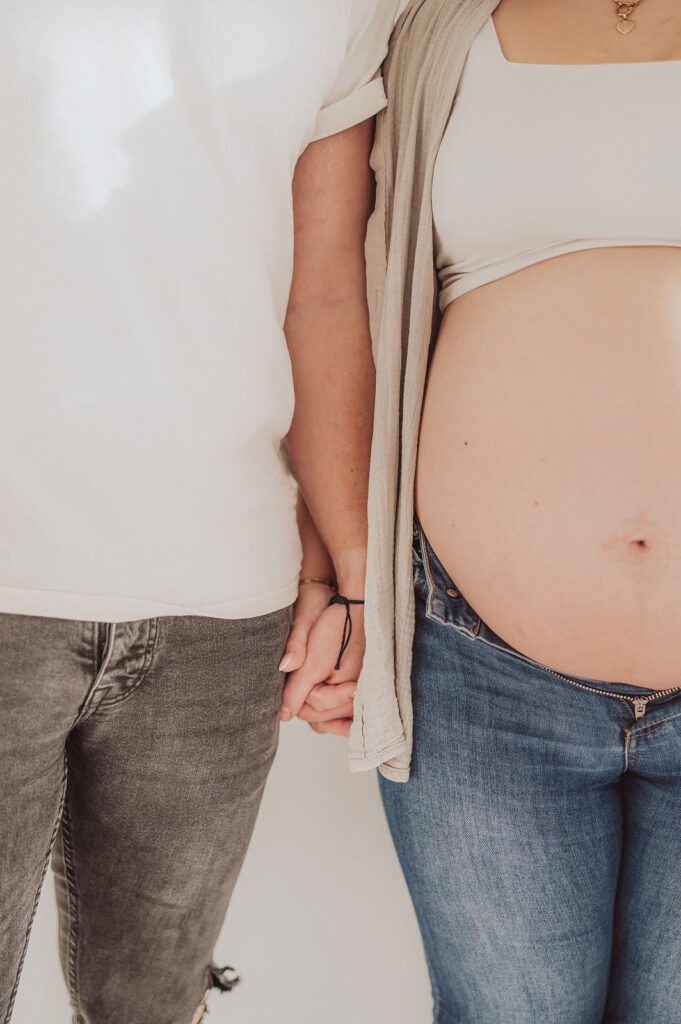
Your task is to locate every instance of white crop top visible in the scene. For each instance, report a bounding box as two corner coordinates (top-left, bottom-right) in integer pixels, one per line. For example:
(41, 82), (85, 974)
(433, 17), (681, 310)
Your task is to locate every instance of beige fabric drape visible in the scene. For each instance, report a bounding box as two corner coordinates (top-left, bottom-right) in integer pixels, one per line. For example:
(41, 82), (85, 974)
(349, 0), (500, 781)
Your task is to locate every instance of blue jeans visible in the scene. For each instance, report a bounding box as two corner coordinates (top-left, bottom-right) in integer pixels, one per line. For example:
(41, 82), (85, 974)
(380, 523), (681, 1024)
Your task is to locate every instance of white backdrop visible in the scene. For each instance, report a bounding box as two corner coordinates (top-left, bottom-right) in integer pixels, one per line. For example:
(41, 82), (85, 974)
(12, 722), (431, 1024)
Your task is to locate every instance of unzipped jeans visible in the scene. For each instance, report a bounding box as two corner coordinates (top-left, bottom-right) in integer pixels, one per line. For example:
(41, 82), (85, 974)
(380, 523), (681, 1024)
(0, 606), (292, 1024)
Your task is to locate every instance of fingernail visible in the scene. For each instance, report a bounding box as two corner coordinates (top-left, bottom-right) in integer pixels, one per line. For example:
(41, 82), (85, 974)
(279, 707), (293, 722)
(279, 654), (292, 672)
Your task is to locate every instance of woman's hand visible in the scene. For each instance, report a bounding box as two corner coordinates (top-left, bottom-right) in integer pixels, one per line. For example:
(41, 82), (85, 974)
(279, 599), (365, 737)
(280, 492), (366, 738)
(278, 581), (333, 677)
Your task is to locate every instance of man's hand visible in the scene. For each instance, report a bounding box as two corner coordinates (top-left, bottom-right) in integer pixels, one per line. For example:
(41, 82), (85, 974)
(279, 600), (365, 737)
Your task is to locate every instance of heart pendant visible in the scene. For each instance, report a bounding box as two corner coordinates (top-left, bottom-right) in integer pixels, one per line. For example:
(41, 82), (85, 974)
(617, 19), (635, 33)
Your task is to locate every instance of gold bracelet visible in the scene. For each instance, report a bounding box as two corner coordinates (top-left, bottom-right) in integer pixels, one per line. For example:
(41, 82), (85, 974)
(299, 576), (338, 591)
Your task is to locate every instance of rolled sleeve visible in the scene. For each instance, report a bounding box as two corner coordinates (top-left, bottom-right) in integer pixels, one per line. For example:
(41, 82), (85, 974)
(311, 76), (387, 142)
(310, 0), (403, 143)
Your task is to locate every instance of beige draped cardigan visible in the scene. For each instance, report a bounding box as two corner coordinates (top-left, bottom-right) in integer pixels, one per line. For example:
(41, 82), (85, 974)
(348, 0), (501, 781)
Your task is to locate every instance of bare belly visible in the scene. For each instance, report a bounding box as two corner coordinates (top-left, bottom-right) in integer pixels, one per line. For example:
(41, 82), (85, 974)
(415, 247), (681, 688)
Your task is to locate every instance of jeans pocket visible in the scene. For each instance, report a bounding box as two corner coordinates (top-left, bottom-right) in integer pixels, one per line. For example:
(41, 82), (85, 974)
(421, 556), (481, 638)
(425, 595), (481, 638)
(413, 520), (481, 636)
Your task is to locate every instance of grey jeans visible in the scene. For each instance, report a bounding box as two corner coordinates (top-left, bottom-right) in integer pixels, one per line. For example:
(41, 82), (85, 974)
(0, 606), (292, 1024)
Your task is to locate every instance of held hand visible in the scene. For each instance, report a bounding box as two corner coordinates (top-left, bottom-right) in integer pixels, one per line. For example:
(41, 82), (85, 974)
(307, 716), (355, 738)
(278, 582), (335, 676)
(297, 680), (357, 736)
(279, 601), (365, 732)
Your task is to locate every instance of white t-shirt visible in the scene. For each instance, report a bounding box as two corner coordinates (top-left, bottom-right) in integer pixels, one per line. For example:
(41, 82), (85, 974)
(0, 0), (404, 622)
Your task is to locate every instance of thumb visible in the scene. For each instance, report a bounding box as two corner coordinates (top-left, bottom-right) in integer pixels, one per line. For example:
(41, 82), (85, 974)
(278, 620), (312, 675)
(280, 660), (322, 722)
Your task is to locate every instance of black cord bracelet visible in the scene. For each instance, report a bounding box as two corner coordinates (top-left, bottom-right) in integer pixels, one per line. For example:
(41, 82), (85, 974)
(328, 593), (365, 671)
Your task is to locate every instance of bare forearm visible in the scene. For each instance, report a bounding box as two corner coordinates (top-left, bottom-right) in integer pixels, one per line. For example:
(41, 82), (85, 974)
(296, 489), (335, 581)
(285, 119), (376, 595)
(287, 297), (374, 594)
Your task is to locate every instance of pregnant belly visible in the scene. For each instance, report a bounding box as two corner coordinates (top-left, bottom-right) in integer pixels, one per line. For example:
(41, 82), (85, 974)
(415, 247), (681, 688)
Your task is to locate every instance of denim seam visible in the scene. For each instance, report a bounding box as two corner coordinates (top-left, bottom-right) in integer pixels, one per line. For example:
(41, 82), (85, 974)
(420, 530), (480, 638)
(627, 718), (669, 772)
(636, 706), (681, 728)
(419, 524), (441, 624)
(2, 754), (68, 1024)
(419, 525), (437, 620)
(73, 623), (118, 725)
(94, 617), (159, 712)
(631, 719), (670, 739)
(60, 783), (84, 1022)
(626, 733), (639, 770)
(624, 729), (635, 771)
(427, 601), (481, 637)
(630, 730), (638, 771)
(624, 708), (681, 772)
(90, 622), (98, 682)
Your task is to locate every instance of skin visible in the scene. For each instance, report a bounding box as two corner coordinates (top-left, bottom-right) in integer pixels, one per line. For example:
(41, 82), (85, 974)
(416, 0), (681, 687)
(278, 119), (377, 734)
(280, 494), (359, 735)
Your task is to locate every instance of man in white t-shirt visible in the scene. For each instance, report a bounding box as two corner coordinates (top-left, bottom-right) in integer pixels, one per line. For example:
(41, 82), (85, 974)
(0, 2), (404, 1020)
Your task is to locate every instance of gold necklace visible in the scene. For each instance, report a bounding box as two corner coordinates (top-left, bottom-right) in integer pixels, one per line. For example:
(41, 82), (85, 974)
(613, 0), (644, 34)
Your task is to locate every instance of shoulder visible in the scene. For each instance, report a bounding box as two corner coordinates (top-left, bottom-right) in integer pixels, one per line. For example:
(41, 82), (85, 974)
(384, 0), (484, 74)
(344, 0), (410, 34)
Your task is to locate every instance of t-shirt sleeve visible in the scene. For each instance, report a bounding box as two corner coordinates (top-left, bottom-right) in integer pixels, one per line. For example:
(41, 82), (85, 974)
(311, 0), (408, 143)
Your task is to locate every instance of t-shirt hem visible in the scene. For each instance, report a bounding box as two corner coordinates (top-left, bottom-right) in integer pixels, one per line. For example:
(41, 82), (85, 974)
(0, 580), (299, 624)
(311, 77), (387, 143)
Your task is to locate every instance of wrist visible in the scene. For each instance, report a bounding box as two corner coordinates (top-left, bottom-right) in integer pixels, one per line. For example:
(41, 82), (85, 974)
(334, 548), (366, 581)
(298, 576), (337, 594)
(335, 571), (366, 600)
(299, 559), (335, 583)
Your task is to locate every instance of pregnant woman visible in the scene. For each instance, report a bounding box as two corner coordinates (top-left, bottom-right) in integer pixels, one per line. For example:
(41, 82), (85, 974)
(359, 0), (681, 1020)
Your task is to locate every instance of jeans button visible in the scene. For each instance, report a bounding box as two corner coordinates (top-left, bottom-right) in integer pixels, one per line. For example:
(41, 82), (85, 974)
(446, 588), (458, 598)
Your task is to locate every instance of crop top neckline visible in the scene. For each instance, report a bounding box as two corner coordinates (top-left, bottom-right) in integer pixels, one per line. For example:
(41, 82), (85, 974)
(487, 14), (681, 69)
(432, 16), (681, 310)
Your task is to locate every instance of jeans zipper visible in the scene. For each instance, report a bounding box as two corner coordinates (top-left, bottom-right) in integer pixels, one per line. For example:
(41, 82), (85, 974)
(540, 666), (681, 720)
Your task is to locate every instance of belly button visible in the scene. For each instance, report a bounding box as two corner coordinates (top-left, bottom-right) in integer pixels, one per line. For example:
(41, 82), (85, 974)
(631, 539), (649, 550)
